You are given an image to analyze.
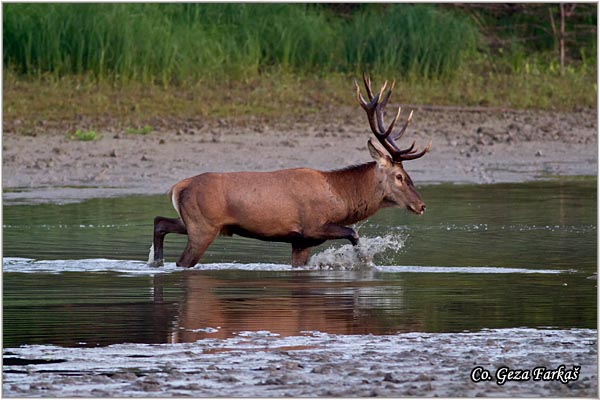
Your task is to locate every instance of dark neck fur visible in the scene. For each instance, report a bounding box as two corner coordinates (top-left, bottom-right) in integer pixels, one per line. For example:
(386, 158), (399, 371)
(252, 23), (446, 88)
(324, 162), (386, 224)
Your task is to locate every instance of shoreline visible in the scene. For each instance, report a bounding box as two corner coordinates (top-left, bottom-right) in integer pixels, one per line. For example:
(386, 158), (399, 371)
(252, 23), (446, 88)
(3, 106), (597, 205)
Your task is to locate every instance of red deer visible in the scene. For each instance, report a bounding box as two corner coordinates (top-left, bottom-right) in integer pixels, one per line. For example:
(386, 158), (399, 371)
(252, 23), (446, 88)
(149, 75), (431, 268)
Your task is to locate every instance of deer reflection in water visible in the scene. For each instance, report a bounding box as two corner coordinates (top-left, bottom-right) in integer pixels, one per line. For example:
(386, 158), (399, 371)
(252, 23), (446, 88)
(153, 272), (424, 343)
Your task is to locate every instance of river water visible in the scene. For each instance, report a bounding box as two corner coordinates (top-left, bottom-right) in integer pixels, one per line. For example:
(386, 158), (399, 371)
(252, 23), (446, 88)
(3, 179), (597, 396)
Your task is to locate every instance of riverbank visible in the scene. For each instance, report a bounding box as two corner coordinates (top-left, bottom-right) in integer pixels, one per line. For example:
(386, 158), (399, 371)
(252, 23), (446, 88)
(4, 328), (597, 397)
(3, 106), (597, 205)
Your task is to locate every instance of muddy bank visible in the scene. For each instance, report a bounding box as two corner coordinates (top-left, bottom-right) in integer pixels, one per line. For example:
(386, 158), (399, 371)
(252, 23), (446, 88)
(3, 328), (597, 397)
(3, 107), (597, 204)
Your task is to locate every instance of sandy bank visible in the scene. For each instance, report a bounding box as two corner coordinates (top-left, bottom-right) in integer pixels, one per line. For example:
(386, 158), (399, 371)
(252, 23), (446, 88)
(3, 106), (597, 205)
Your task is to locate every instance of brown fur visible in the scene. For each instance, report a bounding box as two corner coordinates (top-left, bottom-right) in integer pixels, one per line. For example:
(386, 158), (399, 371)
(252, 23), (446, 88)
(151, 77), (430, 268)
(151, 150), (426, 268)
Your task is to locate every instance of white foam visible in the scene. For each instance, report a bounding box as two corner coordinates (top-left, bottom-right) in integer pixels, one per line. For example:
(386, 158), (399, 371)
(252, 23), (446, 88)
(309, 233), (407, 270)
(2, 258), (179, 276)
(3, 257), (568, 275)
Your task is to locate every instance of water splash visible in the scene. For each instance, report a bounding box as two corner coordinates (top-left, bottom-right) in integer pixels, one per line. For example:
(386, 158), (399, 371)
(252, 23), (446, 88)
(2, 257), (568, 275)
(308, 233), (408, 270)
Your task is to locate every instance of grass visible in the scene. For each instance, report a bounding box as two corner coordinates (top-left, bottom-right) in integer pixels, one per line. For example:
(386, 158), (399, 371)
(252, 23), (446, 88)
(342, 5), (479, 79)
(3, 4), (479, 82)
(68, 129), (99, 141)
(125, 125), (153, 135)
(4, 65), (595, 137)
(2, 3), (596, 136)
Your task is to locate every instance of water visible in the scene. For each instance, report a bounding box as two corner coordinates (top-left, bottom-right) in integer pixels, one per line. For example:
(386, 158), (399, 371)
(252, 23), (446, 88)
(3, 180), (597, 348)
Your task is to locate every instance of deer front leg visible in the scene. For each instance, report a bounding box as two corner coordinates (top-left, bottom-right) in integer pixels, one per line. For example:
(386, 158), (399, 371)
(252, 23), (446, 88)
(289, 225), (360, 267)
(309, 224), (371, 265)
(320, 224), (371, 263)
(314, 223), (359, 245)
(291, 245), (312, 267)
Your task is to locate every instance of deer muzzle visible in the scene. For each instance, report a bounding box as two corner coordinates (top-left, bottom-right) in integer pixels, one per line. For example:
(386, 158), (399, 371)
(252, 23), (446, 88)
(407, 203), (426, 215)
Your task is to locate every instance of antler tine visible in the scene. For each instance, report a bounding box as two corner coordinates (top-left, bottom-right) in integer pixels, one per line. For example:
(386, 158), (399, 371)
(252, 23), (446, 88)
(397, 139), (416, 155)
(355, 78), (381, 113)
(355, 75), (431, 162)
(369, 89), (382, 108)
(356, 76), (386, 135)
(374, 80), (397, 136)
(382, 106), (402, 139)
(362, 72), (374, 100)
(379, 80), (395, 110)
(358, 77), (402, 155)
(362, 74), (387, 111)
(355, 77), (385, 141)
(373, 80), (389, 133)
(377, 80), (388, 104)
(399, 140), (432, 161)
(354, 79), (368, 110)
(390, 109), (413, 141)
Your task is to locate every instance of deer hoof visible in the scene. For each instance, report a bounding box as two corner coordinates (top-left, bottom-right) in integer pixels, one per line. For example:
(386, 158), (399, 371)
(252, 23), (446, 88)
(354, 246), (372, 265)
(148, 259), (164, 268)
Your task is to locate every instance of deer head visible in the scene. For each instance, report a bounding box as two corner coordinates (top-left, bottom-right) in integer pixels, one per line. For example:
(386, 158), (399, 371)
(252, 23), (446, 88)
(355, 74), (431, 214)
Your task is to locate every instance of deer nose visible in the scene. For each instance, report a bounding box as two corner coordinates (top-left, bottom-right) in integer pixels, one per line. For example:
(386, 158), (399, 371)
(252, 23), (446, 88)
(407, 203), (426, 215)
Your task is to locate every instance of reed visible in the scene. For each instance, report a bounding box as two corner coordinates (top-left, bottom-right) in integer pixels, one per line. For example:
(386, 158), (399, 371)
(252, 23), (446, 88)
(343, 4), (479, 78)
(3, 3), (479, 83)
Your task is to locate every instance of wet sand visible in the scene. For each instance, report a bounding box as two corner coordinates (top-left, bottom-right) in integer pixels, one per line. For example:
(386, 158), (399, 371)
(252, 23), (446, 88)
(4, 329), (597, 397)
(3, 106), (597, 204)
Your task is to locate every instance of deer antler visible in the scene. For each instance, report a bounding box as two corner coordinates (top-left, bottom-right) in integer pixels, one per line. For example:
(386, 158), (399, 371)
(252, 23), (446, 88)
(354, 73), (431, 162)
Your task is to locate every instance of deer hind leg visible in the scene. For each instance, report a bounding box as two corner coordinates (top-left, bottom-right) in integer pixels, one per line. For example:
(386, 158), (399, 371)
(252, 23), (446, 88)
(149, 216), (187, 267)
(176, 224), (219, 268)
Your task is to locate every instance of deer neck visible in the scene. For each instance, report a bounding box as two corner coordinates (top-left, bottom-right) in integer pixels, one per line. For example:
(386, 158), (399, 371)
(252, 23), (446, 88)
(325, 162), (387, 224)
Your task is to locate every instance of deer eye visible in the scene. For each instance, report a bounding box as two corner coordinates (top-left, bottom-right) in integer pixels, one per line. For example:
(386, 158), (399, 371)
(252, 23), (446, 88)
(395, 174), (404, 182)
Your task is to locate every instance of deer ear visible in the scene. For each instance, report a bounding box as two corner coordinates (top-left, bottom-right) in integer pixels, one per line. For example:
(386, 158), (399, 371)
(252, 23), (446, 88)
(367, 138), (391, 167)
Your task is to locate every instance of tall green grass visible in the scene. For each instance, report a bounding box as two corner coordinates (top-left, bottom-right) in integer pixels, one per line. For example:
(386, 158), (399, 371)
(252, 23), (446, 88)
(3, 3), (479, 83)
(343, 5), (479, 78)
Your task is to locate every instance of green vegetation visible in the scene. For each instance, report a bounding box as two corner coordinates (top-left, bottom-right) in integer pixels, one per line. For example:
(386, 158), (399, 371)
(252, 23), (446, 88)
(3, 3), (596, 134)
(68, 129), (98, 142)
(125, 125), (153, 135)
(3, 4), (480, 81)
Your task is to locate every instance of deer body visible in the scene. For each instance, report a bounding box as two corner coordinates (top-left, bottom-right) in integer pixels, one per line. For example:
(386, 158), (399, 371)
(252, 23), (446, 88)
(150, 75), (431, 268)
